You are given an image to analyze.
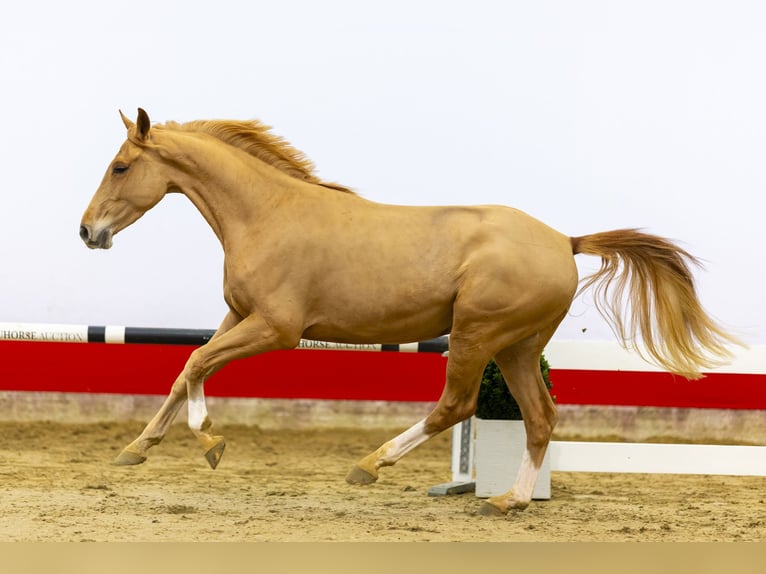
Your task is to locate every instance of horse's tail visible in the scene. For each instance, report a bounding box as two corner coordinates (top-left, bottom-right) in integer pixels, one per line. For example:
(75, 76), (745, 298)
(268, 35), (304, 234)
(570, 228), (742, 379)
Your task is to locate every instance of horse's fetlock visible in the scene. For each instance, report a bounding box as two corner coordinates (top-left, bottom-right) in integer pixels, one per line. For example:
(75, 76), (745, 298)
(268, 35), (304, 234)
(134, 436), (162, 452)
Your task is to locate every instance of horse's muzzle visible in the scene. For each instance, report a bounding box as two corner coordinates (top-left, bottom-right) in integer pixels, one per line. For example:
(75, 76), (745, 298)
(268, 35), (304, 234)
(79, 224), (113, 249)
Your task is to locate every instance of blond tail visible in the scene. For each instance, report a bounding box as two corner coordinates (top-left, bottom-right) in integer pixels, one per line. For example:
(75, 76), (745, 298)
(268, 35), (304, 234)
(571, 229), (742, 379)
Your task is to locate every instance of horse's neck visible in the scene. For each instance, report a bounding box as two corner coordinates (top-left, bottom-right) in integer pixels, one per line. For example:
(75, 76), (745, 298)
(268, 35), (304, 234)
(170, 138), (292, 246)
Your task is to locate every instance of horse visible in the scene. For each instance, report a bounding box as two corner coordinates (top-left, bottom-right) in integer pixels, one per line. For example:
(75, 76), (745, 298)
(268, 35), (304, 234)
(80, 108), (740, 516)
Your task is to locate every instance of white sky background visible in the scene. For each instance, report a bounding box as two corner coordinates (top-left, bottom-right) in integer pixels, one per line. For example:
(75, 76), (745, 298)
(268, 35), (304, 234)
(0, 0), (763, 345)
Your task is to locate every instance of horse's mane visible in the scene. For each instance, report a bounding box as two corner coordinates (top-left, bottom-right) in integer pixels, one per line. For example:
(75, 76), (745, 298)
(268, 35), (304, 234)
(162, 119), (354, 194)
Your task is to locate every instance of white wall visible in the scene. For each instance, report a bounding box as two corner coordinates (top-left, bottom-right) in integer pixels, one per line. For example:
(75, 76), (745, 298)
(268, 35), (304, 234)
(1, 1), (763, 345)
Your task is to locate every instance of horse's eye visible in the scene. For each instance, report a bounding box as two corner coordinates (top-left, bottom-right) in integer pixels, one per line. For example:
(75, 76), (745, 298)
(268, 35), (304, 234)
(112, 164), (129, 175)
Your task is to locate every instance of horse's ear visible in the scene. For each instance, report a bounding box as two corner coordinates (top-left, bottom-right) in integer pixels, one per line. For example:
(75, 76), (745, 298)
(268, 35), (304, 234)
(136, 108), (151, 141)
(119, 110), (135, 131)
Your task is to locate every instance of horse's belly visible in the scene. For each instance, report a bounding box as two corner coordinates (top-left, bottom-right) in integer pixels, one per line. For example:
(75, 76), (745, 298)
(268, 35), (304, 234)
(301, 295), (454, 345)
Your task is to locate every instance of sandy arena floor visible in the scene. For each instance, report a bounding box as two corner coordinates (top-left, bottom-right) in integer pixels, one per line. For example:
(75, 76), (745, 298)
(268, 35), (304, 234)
(0, 421), (764, 542)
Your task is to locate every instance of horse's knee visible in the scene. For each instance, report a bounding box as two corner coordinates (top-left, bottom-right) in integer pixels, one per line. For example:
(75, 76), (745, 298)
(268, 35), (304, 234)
(182, 350), (211, 382)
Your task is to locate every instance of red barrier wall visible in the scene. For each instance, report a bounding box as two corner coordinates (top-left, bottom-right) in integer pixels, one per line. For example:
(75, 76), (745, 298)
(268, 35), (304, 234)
(1, 341), (765, 409)
(0, 341), (446, 402)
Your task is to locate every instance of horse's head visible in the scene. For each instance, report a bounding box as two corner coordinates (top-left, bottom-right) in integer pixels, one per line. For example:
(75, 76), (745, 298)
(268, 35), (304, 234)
(80, 108), (168, 249)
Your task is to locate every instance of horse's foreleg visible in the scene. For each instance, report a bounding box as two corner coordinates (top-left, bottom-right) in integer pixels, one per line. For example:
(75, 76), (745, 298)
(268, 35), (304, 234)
(113, 310), (243, 467)
(479, 336), (558, 516)
(179, 313), (293, 469)
(113, 376), (187, 465)
(185, 362), (226, 469)
(346, 340), (486, 485)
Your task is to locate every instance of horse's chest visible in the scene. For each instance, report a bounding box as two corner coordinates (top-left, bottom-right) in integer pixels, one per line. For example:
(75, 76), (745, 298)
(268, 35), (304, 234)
(222, 272), (256, 317)
(222, 264), (278, 318)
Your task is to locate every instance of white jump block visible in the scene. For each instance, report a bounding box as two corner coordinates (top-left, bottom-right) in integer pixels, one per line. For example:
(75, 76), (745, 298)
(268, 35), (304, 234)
(473, 418), (551, 500)
(437, 419), (766, 499)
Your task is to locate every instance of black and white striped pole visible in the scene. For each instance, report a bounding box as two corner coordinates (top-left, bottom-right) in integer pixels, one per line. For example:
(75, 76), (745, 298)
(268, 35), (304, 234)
(0, 322), (449, 354)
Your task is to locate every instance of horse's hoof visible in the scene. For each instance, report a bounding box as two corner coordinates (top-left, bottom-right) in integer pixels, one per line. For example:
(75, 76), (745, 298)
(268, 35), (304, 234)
(345, 465), (378, 485)
(204, 438), (226, 470)
(478, 501), (507, 517)
(113, 449), (147, 466)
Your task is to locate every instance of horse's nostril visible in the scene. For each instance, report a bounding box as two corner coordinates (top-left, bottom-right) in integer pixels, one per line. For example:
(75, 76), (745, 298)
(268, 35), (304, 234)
(79, 225), (90, 241)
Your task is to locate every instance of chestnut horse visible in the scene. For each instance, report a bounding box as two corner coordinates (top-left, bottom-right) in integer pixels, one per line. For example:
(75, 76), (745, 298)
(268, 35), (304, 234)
(80, 109), (739, 515)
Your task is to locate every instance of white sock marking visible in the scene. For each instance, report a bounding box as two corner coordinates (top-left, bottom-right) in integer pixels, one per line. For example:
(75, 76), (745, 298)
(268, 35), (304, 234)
(188, 393), (208, 431)
(512, 449), (541, 503)
(378, 419), (430, 467)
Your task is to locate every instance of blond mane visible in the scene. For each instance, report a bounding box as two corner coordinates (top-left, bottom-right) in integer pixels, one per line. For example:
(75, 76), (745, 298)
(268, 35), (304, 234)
(161, 119), (354, 193)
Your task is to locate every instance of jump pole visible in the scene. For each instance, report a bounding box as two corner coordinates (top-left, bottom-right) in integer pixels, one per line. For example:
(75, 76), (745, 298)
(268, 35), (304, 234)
(0, 322), (449, 354)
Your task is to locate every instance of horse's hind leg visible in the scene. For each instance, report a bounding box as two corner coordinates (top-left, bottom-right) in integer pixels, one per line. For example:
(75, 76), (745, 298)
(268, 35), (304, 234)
(346, 337), (488, 485)
(478, 333), (558, 516)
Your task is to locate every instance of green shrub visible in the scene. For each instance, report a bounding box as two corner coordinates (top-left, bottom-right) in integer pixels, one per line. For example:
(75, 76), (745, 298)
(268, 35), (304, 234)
(474, 354), (553, 420)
